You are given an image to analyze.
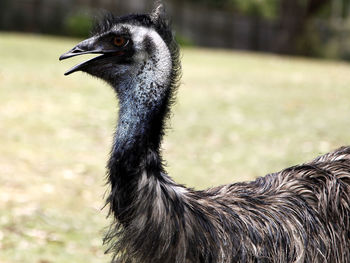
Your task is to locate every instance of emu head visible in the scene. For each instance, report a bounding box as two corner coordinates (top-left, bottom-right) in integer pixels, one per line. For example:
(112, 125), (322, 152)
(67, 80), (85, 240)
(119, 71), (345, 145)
(60, 5), (176, 91)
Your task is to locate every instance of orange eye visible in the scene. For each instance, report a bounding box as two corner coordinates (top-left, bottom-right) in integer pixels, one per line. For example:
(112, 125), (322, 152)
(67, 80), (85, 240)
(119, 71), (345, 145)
(113, 36), (126, 47)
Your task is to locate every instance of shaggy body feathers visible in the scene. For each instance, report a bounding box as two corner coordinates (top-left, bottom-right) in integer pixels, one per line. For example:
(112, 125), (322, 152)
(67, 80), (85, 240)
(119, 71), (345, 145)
(61, 6), (350, 263)
(105, 146), (350, 263)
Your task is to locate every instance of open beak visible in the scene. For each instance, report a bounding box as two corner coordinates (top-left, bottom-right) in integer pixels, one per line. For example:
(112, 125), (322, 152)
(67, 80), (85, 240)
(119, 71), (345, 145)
(59, 37), (122, 75)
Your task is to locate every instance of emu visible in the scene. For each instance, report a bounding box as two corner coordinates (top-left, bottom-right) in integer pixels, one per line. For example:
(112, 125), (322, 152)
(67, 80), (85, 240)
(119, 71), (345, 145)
(60, 5), (350, 263)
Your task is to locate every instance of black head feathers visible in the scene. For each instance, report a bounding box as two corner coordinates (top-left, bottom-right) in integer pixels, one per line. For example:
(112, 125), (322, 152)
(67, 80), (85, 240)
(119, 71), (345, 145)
(91, 4), (173, 47)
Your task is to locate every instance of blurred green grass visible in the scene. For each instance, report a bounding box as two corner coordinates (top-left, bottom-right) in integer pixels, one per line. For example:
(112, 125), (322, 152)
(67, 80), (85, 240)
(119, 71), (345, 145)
(1, 32), (350, 262)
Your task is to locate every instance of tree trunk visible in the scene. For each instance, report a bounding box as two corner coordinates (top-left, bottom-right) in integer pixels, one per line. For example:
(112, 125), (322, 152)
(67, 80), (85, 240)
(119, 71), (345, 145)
(275, 0), (331, 54)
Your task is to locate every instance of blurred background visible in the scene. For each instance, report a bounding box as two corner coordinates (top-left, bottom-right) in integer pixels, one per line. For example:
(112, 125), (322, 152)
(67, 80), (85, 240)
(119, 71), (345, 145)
(2, 0), (350, 58)
(1, 0), (350, 262)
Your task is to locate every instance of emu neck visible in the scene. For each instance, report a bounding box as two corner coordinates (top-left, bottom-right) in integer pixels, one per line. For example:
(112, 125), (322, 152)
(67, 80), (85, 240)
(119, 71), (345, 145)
(106, 29), (173, 223)
(108, 78), (171, 222)
(112, 79), (168, 169)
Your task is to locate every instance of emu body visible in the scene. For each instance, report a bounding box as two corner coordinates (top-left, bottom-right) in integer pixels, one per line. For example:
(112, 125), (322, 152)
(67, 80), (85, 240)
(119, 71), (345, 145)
(60, 6), (350, 263)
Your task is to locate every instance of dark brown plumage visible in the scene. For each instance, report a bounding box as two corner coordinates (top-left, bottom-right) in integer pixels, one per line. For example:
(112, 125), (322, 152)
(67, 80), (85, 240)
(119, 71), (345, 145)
(60, 5), (350, 263)
(103, 146), (350, 263)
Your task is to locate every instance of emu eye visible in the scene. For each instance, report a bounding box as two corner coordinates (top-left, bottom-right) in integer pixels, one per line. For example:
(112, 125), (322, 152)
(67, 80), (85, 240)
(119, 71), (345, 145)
(113, 36), (127, 47)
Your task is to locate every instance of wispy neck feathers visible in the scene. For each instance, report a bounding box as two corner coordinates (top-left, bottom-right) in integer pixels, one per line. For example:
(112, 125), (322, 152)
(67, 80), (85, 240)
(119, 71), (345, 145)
(104, 10), (181, 219)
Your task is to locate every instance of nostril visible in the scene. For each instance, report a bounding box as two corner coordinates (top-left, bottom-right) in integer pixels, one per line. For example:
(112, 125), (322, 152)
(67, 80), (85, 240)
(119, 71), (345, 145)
(72, 48), (83, 53)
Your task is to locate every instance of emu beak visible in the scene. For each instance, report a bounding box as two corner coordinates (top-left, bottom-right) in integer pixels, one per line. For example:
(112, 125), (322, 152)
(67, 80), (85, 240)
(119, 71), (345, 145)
(59, 37), (100, 75)
(59, 37), (122, 76)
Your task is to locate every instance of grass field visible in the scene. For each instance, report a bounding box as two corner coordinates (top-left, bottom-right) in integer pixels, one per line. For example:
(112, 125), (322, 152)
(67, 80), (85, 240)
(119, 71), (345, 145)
(1, 32), (350, 262)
